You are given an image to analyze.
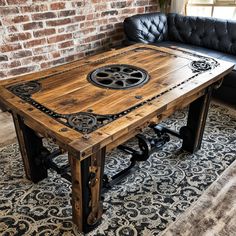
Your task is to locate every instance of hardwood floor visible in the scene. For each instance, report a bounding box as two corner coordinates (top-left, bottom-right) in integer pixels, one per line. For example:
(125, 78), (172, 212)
(0, 109), (16, 147)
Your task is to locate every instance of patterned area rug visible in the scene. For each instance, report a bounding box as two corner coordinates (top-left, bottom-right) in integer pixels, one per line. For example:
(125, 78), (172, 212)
(160, 158), (236, 236)
(0, 103), (235, 236)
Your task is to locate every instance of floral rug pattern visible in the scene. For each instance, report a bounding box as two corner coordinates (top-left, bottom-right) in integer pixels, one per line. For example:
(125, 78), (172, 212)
(0, 103), (235, 236)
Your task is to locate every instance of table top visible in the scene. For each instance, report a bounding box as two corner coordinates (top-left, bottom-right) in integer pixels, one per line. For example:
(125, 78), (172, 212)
(0, 44), (234, 159)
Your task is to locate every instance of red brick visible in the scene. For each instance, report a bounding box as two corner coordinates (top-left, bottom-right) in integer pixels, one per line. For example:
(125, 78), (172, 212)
(92, 0), (102, 3)
(1, 0), (158, 79)
(121, 8), (136, 14)
(64, 54), (76, 62)
(59, 10), (76, 17)
(21, 55), (48, 65)
(8, 32), (32, 42)
(72, 52), (84, 60)
(100, 24), (113, 31)
(79, 28), (96, 36)
(20, 4), (48, 13)
(13, 15), (30, 23)
(136, 0), (149, 6)
(84, 33), (106, 43)
(32, 0), (48, 2)
(60, 24), (79, 33)
(50, 2), (66, 10)
(0, 72), (7, 78)
(76, 44), (92, 52)
(80, 21), (95, 29)
(0, 0), (6, 6)
(94, 4), (107, 11)
(8, 61), (21, 68)
(101, 10), (118, 17)
(7, 0), (27, 4)
(0, 60), (21, 69)
(8, 66), (37, 76)
(33, 45), (56, 55)
(58, 41), (74, 49)
(7, 26), (18, 33)
(46, 18), (71, 27)
(97, 19), (108, 25)
(33, 28), (56, 38)
(111, 2), (130, 8)
(40, 62), (51, 69)
(51, 57), (65, 66)
(0, 43), (22, 53)
(12, 50), (32, 59)
(32, 12), (57, 20)
(137, 7), (145, 14)
(72, 2), (84, 7)
(23, 22), (43, 30)
(73, 15), (86, 22)
(86, 14), (94, 21)
(2, 15), (30, 24)
(109, 17), (119, 23)
(47, 33), (72, 44)
(60, 48), (74, 55)
(24, 38), (46, 48)
(50, 51), (61, 58)
(58, 28), (65, 34)
(0, 6), (19, 15)
(145, 5), (158, 12)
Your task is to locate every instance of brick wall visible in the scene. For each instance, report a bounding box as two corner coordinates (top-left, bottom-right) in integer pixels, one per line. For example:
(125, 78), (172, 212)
(0, 0), (158, 80)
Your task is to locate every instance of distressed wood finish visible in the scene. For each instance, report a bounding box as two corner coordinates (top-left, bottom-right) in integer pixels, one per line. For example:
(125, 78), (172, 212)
(12, 112), (49, 183)
(0, 44), (234, 233)
(182, 86), (213, 152)
(69, 147), (105, 233)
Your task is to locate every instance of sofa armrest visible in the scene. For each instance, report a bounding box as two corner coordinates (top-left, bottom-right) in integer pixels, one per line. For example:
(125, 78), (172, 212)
(124, 12), (168, 44)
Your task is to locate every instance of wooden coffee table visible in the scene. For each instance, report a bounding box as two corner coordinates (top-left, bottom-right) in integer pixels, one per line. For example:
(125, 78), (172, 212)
(0, 44), (233, 233)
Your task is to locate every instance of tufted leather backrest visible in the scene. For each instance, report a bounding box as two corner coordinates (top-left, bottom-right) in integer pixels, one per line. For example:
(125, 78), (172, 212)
(168, 13), (236, 54)
(124, 12), (236, 55)
(123, 12), (168, 43)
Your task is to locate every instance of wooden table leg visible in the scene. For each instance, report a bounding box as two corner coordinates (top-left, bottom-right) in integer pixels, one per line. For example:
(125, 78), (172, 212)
(181, 87), (213, 153)
(12, 113), (48, 183)
(69, 147), (106, 233)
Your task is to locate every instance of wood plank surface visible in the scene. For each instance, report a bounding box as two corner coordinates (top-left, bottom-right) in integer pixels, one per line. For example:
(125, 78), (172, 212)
(32, 48), (170, 105)
(0, 44), (234, 160)
(69, 60), (234, 159)
(45, 57), (189, 114)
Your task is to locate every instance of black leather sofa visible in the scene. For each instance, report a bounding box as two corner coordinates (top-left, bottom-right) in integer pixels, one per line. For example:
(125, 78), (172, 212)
(124, 12), (236, 105)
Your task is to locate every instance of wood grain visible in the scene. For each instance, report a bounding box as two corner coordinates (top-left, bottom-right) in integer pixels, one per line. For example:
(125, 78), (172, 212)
(0, 44), (234, 160)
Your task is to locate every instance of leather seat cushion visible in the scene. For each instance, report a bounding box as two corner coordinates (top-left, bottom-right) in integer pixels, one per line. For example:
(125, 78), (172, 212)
(156, 41), (236, 88)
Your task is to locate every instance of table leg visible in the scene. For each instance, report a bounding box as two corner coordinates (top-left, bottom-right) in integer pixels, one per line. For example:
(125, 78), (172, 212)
(181, 87), (213, 153)
(69, 147), (106, 233)
(12, 113), (48, 183)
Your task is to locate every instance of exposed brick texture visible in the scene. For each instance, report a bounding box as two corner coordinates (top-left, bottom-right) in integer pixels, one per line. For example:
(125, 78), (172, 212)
(0, 1), (158, 79)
